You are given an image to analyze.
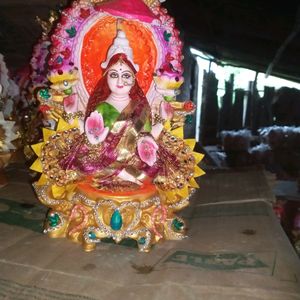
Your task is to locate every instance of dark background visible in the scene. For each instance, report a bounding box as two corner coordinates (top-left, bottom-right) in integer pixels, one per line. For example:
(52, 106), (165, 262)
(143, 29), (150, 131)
(1, 0), (300, 82)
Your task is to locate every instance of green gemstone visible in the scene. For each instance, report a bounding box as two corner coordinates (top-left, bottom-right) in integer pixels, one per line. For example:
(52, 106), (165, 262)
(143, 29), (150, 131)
(88, 231), (97, 240)
(163, 30), (172, 42)
(138, 237), (146, 245)
(48, 213), (60, 228)
(185, 115), (193, 124)
(63, 87), (73, 95)
(110, 210), (122, 231)
(66, 26), (76, 38)
(39, 88), (51, 100)
(172, 218), (184, 231)
(163, 95), (175, 102)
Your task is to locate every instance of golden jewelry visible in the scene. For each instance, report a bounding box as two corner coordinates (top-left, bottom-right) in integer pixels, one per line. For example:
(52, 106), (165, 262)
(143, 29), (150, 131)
(62, 111), (84, 122)
(152, 113), (165, 125)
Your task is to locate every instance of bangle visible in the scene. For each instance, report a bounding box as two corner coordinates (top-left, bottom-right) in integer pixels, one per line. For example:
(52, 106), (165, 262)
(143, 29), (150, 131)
(153, 114), (165, 125)
(63, 111), (84, 122)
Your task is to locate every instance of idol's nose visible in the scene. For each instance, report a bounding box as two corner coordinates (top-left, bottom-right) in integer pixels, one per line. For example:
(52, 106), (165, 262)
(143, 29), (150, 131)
(117, 76), (122, 85)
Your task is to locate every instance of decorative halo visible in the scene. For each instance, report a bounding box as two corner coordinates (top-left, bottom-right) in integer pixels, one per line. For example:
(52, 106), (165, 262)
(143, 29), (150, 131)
(80, 16), (158, 96)
(46, 1), (184, 111)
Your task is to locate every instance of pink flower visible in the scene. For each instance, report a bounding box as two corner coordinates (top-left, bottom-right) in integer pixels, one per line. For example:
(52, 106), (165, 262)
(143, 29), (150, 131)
(63, 94), (77, 113)
(85, 111), (109, 144)
(137, 136), (159, 167)
(160, 101), (174, 120)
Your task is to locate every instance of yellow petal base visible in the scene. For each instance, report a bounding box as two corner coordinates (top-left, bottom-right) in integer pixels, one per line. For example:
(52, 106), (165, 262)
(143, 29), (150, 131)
(34, 182), (191, 252)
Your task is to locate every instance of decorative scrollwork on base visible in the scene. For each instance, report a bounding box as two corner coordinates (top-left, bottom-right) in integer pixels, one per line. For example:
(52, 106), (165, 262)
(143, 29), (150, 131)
(38, 184), (190, 252)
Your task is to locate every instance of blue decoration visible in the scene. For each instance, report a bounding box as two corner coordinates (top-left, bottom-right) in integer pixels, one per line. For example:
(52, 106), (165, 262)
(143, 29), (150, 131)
(110, 210), (122, 231)
(56, 56), (63, 64)
(88, 231), (97, 240)
(138, 237), (146, 245)
(172, 218), (184, 231)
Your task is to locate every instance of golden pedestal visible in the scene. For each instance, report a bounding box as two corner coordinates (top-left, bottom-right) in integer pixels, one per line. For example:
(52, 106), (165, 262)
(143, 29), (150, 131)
(34, 180), (188, 252)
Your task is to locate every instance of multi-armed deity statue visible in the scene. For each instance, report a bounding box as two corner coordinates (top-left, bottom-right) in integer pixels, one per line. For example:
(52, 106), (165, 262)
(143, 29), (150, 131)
(30, 0), (204, 251)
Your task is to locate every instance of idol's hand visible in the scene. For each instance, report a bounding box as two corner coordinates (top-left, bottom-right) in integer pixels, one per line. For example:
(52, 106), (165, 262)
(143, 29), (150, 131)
(118, 169), (142, 185)
(151, 123), (164, 140)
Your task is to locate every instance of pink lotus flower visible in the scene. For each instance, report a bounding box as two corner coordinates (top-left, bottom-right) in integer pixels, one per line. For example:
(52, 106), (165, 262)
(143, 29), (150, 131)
(137, 136), (159, 166)
(64, 94), (77, 113)
(160, 101), (174, 120)
(85, 111), (109, 144)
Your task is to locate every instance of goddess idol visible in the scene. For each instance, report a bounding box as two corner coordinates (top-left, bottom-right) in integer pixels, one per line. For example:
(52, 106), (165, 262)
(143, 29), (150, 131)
(31, 0), (204, 252)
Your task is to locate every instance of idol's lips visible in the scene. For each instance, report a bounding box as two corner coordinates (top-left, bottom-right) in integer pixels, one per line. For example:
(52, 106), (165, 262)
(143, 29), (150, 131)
(117, 85), (124, 88)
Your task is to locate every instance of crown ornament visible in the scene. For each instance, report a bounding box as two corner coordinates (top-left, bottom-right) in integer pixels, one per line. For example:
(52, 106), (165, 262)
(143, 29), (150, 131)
(101, 28), (139, 71)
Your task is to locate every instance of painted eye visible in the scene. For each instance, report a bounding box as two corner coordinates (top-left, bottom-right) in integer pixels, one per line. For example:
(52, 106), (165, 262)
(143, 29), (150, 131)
(63, 80), (69, 86)
(109, 72), (118, 79)
(122, 72), (132, 80)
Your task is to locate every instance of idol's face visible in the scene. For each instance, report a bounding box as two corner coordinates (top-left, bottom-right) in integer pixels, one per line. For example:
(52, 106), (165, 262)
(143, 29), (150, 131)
(107, 61), (135, 96)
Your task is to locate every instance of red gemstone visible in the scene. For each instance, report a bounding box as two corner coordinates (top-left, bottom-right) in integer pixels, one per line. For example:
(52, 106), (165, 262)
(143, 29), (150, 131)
(60, 16), (68, 26)
(39, 105), (51, 112)
(165, 52), (174, 62)
(80, 8), (90, 19)
(183, 101), (195, 112)
(51, 37), (60, 47)
(61, 48), (71, 59)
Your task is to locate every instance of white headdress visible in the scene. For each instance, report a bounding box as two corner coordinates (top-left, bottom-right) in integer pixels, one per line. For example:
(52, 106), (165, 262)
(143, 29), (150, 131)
(101, 29), (139, 72)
